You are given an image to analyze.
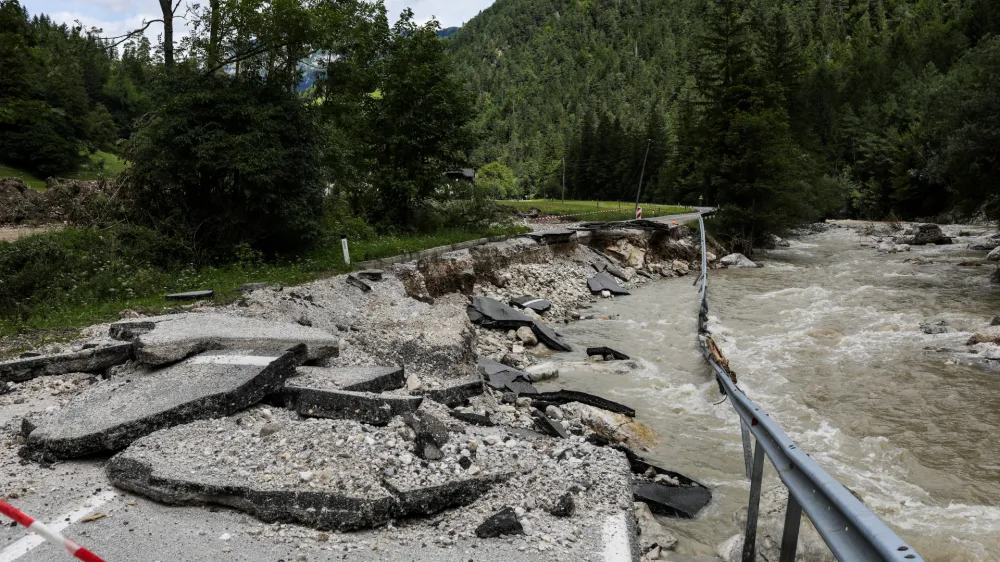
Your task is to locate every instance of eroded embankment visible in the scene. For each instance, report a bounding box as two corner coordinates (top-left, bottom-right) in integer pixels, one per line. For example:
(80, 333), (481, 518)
(0, 223), (733, 561)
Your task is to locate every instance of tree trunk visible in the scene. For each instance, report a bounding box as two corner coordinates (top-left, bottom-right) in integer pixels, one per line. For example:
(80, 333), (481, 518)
(159, 0), (174, 67)
(208, 0), (220, 68)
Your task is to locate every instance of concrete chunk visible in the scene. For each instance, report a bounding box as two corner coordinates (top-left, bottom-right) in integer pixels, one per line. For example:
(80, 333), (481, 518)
(25, 347), (304, 458)
(421, 376), (484, 407)
(292, 365), (404, 393)
(109, 313), (338, 366)
(0, 343), (132, 383)
(165, 290), (214, 301)
(284, 386), (422, 425)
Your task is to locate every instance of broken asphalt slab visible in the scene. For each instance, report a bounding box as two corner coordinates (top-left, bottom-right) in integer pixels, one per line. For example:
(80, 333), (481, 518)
(283, 385), (422, 425)
(420, 376), (484, 407)
(587, 272), (630, 296)
(466, 296), (534, 329)
(346, 275), (372, 292)
(633, 482), (712, 519)
(522, 228), (575, 244)
(475, 507), (524, 538)
(109, 312), (338, 366)
(0, 343), (132, 384)
(106, 411), (513, 531)
(477, 357), (538, 395)
(509, 295), (552, 313)
(291, 365), (404, 393)
(531, 320), (572, 352)
(24, 347), (305, 459)
(587, 346), (630, 360)
(532, 389), (635, 417)
(356, 269), (384, 281)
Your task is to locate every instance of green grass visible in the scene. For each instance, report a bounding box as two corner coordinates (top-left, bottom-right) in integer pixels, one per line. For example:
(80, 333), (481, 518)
(0, 151), (127, 191)
(0, 162), (46, 191)
(0, 225), (527, 347)
(497, 199), (692, 221)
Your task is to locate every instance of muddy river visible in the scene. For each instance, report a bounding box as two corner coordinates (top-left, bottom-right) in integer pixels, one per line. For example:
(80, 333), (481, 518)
(546, 224), (1000, 561)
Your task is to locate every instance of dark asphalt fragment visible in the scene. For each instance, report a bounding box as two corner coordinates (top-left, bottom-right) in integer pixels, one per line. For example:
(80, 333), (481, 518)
(475, 507), (524, 538)
(466, 296), (533, 329)
(586, 346), (630, 360)
(532, 390), (635, 417)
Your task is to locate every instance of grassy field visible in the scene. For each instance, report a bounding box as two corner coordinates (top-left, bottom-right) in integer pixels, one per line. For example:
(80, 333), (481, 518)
(0, 225), (527, 352)
(0, 151), (127, 191)
(498, 199), (692, 221)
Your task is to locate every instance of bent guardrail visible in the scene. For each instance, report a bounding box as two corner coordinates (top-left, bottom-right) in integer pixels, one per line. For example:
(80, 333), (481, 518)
(695, 214), (923, 562)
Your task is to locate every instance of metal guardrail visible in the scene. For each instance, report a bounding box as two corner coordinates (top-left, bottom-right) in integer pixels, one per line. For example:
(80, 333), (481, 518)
(695, 214), (924, 562)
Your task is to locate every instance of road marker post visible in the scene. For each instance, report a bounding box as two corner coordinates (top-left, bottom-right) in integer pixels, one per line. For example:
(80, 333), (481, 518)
(0, 499), (105, 562)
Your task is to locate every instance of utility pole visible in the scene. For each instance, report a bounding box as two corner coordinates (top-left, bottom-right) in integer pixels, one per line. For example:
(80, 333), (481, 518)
(635, 139), (651, 216)
(561, 158), (566, 203)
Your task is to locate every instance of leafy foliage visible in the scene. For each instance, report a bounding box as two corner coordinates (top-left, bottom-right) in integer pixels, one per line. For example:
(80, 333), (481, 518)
(477, 161), (517, 198)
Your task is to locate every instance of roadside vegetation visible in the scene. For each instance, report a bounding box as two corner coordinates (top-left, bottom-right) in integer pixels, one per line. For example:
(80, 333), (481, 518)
(497, 200), (692, 222)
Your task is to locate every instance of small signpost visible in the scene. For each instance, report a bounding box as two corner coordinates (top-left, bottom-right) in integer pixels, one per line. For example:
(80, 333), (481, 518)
(635, 206), (642, 220)
(340, 234), (350, 265)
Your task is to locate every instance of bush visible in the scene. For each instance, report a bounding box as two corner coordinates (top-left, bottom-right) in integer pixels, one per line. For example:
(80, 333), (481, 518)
(125, 73), (325, 257)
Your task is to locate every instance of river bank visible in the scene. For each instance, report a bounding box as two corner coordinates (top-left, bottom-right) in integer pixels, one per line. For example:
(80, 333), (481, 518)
(1, 221), (738, 561)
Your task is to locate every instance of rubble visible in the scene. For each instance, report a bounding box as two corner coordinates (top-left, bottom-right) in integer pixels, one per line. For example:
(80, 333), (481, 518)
(0, 343), (132, 383)
(290, 365), (404, 393)
(345, 275), (372, 292)
(587, 346), (630, 361)
(356, 269), (385, 281)
(634, 501), (678, 553)
(476, 507), (524, 538)
(24, 347), (304, 458)
(420, 376), (485, 406)
(109, 313), (339, 366)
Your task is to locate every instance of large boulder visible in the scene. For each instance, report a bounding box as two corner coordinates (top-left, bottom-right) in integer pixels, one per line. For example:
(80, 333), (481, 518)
(719, 253), (758, 268)
(894, 223), (952, 246)
(987, 247), (1000, 261)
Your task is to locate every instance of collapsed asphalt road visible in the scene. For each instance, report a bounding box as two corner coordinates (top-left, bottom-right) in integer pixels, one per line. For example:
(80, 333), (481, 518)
(0, 219), (733, 561)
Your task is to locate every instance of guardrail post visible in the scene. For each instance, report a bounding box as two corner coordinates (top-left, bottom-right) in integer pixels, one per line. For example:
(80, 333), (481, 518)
(779, 494), (803, 562)
(742, 440), (766, 562)
(740, 421), (754, 478)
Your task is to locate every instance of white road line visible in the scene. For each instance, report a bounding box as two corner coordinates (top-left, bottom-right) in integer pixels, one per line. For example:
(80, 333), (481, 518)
(601, 511), (633, 562)
(0, 491), (117, 561)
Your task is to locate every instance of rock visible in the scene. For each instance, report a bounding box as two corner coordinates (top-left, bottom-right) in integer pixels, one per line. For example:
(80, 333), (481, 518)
(345, 275), (372, 292)
(894, 223), (952, 246)
(291, 365), (404, 393)
(259, 422), (284, 438)
(356, 269), (384, 281)
(545, 405), (564, 420)
(165, 290), (214, 301)
(533, 389), (635, 417)
(989, 247), (1000, 261)
(421, 376), (484, 407)
(716, 486), (833, 562)
(549, 493), (575, 517)
(0, 343), (133, 384)
(524, 362), (559, 382)
(477, 357), (538, 396)
(516, 326), (538, 346)
(405, 411), (450, 461)
(466, 296), (534, 329)
(531, 320), (572, 352)
(284, 379), (422, 425)
(109, 313), (338, 366)
(967, 235), (1000, 251)
(586, 346), (630, 361)
(991, 316), (1000, 327)
(574, 405), (656, 448)
(406, 373), (423, 391)
(634, 502), (678, 553)
(605, 263), (630, 281)
(601, 290), (612, 298)
(515, 396), (533, 408)
(509, 295), (552, 313)
(475, 507), (524, 538)
(236, 282), (272, 293)
(920, 321), (952, 335)
(588, 272), (630, 296)
(107, 415), (510, 532)
(719, 253), (757, 268)
(670, 260), (689, 275)
(25, 348), (305, 459)
(967, 326), (1000, 345)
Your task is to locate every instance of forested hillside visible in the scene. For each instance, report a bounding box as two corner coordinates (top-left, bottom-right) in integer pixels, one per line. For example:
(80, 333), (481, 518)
(451, 0), (1000, 230)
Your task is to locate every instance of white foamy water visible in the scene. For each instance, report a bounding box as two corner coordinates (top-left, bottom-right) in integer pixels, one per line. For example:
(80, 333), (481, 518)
(542, 225), (1000, 561)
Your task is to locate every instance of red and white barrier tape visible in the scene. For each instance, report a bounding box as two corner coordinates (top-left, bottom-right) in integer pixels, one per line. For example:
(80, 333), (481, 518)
(0, 500), (105, 562)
